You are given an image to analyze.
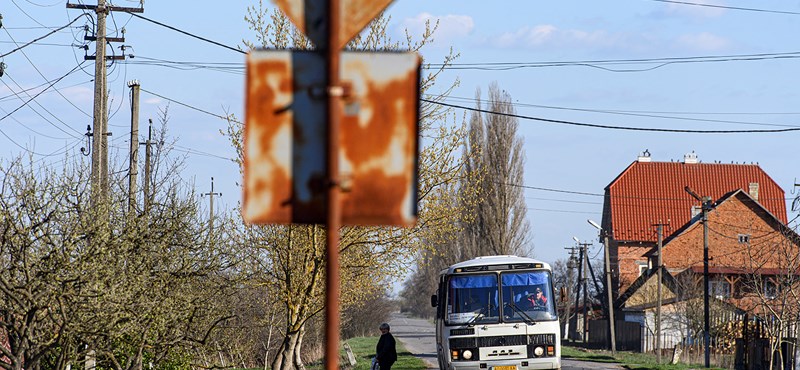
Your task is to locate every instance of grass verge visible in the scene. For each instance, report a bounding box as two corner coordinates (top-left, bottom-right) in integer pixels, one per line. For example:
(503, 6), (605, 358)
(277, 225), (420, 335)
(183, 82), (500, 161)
(327, 336), (428, 370)
(562, 345), (725, 370)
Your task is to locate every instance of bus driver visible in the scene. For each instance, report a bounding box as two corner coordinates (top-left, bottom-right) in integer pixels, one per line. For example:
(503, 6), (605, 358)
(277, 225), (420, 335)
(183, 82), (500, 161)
(525, 287), (547, 308)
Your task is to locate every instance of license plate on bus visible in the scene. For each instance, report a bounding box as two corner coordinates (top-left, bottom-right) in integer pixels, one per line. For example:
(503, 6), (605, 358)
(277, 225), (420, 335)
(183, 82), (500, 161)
(492, 366), (517, 370)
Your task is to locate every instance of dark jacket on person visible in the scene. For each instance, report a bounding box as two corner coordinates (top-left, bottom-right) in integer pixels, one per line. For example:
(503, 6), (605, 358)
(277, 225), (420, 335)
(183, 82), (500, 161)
(376, 332), (397, 369)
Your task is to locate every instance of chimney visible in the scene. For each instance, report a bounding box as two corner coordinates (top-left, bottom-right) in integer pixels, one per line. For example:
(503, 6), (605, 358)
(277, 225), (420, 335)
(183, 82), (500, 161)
(637, 149), (652, 162)
(749, 182), (759, 201)
(683, 151), (698, 164)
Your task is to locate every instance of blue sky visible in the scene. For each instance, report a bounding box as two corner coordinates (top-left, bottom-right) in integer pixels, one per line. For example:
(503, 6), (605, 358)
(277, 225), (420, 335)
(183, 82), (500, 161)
(2, 0), (799, 271)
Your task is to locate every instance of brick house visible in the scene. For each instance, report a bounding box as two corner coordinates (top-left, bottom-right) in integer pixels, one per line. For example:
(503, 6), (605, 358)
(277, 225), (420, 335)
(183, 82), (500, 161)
(600, 151), (790, 301)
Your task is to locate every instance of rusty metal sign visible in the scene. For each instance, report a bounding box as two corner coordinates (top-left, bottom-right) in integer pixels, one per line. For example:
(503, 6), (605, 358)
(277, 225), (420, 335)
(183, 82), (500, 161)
(243, 50), (420, 226)
(272, 0), (394, 49)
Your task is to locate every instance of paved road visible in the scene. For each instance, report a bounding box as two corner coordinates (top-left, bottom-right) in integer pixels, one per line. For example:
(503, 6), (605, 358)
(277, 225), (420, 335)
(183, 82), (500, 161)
(387, 312), (623, 370)
(388, 312), (438, 369)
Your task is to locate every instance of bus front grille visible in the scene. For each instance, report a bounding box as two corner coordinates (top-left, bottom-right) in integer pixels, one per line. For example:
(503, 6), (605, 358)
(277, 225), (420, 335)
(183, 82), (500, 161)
(528, 333), (556, 345)
(450, 334), (556, 350)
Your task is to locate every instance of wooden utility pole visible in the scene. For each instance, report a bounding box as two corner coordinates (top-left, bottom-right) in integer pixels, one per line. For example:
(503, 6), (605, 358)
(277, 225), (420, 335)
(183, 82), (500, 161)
(589, 219), (617, 354)
(653, 221), (669, 363)
(686, 186), (712, 368)
(564, 246), (577, 341)
(202, 177), (222, 233)
(127, 80), (140, 214)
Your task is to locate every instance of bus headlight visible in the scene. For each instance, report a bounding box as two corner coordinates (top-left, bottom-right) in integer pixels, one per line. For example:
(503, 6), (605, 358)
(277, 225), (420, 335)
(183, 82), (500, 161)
(533, 346), (545, 357)
(462, 350), (473, 360)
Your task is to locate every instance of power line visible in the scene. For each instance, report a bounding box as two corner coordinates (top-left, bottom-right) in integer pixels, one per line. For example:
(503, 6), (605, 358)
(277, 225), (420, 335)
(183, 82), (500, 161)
(140, 88), (240, 123)
(0, 14), (90, 58)
(650, 0), (800, 16)
(527, 207), (600, 215)
(425, 51), (800, 71)
(3, 27), (92, 119)
(424, 99), (800, 134)
(122, 12), (245, 54)
(435, 95), (800, 129)
(0, 63), (87, 130)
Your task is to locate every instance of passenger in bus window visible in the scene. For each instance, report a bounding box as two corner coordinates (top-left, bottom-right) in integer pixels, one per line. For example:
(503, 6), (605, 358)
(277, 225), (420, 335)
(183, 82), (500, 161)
(463, 291), (482, 312)
(525, 287), (548, 308)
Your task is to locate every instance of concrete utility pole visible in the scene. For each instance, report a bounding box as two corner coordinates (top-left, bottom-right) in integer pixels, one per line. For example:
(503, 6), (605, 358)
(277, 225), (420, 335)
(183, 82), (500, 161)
(589, 219), (616, 354)
(202, 177), (222, 233)
(127, 80), (140, 214)
(141, 119), (153, 214)
(67, 0), (142, 204)
(577, 239), (592, 343)
(685, 186), (712, 368)
(90, 0), (107, 203)
(653, 221), (669, 364)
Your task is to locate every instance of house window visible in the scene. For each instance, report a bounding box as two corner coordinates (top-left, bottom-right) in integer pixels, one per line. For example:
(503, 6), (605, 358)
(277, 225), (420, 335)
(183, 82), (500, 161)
(636, 262), (648, 277)
(763, 280), (777, 299)
(738, 234), (751, 244)
(709, 279), (731, 299)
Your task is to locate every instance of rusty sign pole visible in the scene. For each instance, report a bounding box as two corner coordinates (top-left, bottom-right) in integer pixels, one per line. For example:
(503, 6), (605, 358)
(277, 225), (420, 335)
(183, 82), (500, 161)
(325, 0), (342, 368)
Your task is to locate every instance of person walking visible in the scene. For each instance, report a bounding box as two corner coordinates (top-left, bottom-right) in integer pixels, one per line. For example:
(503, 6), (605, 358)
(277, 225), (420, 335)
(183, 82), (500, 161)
(375, 322), (397, 370)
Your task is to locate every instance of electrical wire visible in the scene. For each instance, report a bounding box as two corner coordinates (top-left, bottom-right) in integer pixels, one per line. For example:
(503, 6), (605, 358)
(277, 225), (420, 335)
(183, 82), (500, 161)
(435, 95), (800, 129)
(3, 26), (93, 119)
(650, 0), (800, 16)
(121, 12), (245, 55)
(0, 63), (87, 126)
(425, 99), (800, 134)
(23, 0), (62, 7)
(173, 144), (235, 162)
(0, 14), (90, 58)
(426, 51), (800, 71)
(0, 79), (91, 102)
(0, 105), (74, 140)
(2, 73), (85, 137)
(527, 207), (600, 215)
(140, 88), (240, 123)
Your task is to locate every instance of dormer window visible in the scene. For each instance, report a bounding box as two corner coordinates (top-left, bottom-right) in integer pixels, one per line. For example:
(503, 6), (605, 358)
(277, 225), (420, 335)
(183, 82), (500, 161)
(738, 234), (751, 244)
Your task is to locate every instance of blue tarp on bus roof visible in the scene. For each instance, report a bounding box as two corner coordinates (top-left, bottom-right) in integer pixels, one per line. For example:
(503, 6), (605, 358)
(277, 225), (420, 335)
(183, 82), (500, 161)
(449, 275), (497, 289)
(501, 271), (548, 286)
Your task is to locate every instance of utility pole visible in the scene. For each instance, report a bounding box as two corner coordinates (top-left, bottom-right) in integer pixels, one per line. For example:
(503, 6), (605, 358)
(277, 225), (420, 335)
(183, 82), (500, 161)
(686, 186), (712, 368)
(576, 239), (592, 344)
(127, 80), (140, 215)
(202, 177), (222, 233)
(67, 1), (141, 203)
(141, 119), (153, 214)
(653, 221), (669, 363)
(589, 219), (616, 355)
(571, 242), (584, 342)
(564, 246), (578, 341)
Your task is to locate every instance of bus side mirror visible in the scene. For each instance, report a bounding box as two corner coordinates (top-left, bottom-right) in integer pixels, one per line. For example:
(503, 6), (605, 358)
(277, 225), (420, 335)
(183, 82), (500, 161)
(431, 294), (438, 307)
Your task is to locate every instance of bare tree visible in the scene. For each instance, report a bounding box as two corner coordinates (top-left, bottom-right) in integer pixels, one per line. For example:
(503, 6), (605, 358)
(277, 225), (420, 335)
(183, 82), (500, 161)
(464, 82), (531, 257)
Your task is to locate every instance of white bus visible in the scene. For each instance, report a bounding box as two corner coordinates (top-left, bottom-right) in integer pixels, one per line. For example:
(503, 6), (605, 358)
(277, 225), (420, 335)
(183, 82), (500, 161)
(430, 255), (561, 370)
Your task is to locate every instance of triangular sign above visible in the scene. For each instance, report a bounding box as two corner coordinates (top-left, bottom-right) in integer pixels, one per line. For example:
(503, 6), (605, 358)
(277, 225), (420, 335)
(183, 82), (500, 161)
(272, 0), (394, 49)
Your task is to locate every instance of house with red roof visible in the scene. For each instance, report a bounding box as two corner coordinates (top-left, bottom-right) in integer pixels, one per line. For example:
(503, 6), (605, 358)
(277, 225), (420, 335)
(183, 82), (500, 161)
(597, 150), (800, 355)
(601, 150), (791, 300)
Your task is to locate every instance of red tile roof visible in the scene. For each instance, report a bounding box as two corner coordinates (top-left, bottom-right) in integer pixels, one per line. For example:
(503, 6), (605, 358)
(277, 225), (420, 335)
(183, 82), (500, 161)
(604, 160), (787, 242)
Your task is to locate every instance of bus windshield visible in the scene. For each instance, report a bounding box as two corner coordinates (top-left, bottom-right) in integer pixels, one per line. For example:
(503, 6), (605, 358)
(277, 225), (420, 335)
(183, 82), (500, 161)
(500, 271), (557, 322)
(445, 274), (499, 325)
